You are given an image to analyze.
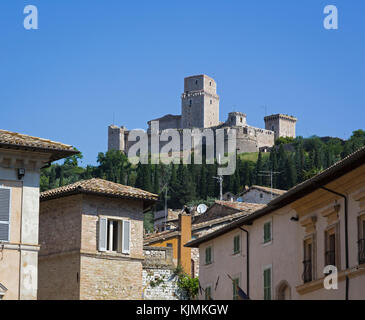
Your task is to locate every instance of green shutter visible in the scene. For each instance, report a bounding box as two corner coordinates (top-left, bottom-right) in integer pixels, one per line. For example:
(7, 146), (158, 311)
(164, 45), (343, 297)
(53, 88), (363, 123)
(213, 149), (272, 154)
(206, 247), (212, 264)
(234, 235), (240, 254)
(264, 268), (271, 300)
(264, 222), (271, 243)
(233, 278), (239, 300)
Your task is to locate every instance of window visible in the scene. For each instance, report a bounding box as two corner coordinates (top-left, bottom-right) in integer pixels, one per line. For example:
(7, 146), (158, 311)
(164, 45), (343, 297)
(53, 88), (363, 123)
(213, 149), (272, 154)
(325, 228), (337, 267)
(205, 246), (212, 265)
(189, 100), (192, 106)
(263, 267), (272, 300)
(205, 286), (212, 300)
(209, 81), (212, 86)
(0, 187), (11, 243)
(99, 217), (130, 254)
(260, 193), (263, 199)
(358, 216), (365, 265)
(166, 243), (173, 248)
(263, 221), (272, 244)
(232, 278), (239, 300)
(303, 239), (313, 283)
(195, 80), (198, 85)
(233, 235), (240, 254)
(210, 100), (212, 105)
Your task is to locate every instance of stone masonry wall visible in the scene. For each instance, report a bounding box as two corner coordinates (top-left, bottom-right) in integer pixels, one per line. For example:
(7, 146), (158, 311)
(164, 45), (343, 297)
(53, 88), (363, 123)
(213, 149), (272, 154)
(142, 246), (187, 300)
(80, 255), (143, 300)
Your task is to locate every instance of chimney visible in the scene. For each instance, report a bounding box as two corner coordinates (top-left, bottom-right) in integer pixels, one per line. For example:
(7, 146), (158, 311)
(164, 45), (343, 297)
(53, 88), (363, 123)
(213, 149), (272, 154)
(178, 213), (192, 276)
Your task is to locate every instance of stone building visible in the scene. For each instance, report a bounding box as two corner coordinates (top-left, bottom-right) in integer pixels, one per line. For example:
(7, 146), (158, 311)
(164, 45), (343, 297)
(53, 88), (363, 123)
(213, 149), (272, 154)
(187, 146), (365, 300)
(264, 114), (297, 140)
(38, 178), (158, 300)
(0, 129), (78, 300)
(108, 75), (297, 155)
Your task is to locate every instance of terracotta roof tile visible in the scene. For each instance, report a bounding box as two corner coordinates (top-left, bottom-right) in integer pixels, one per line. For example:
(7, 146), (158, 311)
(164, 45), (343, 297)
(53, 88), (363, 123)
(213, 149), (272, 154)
(40, 178), (158, 202)
(214, 200), (266, 211)
(0, 129), (78, 161)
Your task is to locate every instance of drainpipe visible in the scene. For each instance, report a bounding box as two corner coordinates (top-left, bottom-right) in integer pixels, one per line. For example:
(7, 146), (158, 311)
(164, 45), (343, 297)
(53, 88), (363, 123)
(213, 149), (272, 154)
(239, 227), (249, 298)
(320, 186), (349, 301)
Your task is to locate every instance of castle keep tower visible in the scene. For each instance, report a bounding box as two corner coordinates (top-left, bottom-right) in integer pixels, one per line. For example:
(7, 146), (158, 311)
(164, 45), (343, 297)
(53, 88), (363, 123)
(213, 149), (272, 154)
(264, 114), (297, 140)
(181, 75), (220, 129)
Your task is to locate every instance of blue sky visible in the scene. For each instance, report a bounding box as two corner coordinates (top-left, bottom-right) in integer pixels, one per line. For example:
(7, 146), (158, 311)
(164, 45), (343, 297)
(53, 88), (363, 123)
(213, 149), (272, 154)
(0, 1), (364, 166)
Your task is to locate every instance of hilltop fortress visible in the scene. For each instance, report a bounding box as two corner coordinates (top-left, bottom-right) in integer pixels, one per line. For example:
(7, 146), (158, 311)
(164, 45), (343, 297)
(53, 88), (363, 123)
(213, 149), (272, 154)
(108, 75), (297, 155)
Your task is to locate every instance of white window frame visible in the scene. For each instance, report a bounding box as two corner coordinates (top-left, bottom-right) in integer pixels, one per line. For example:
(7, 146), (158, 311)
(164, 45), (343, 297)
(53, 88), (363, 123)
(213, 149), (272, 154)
(0, 186), (12, 243)
(98, 216), (131, 255)
(263, 264), (273, 300)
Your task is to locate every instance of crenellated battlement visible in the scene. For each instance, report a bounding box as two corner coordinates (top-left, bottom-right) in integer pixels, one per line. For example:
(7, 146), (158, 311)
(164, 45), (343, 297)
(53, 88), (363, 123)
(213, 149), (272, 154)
(107, 75), (297, 154)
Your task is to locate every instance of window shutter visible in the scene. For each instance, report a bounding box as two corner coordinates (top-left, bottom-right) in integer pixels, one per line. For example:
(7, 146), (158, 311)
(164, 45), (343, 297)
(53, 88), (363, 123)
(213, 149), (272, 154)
(122, 220), (131, 254)
(98, 217), (107, 252)
(0, 188), (11, 242)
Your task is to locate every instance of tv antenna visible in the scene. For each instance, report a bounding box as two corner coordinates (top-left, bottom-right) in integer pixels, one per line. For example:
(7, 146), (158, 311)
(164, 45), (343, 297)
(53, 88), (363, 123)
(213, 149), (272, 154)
(257, 170), (281, 199)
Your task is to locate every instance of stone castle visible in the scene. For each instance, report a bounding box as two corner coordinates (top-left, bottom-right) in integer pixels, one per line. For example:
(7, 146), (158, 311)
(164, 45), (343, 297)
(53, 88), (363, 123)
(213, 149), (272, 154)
(108, 74), (297, 154)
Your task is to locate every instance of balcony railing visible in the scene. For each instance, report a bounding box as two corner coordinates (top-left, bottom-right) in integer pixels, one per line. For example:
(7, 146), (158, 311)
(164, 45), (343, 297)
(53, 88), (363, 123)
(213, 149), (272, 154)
(302, 260), (312, 283)
(359, 239), (365, 265)
(325, 250), (336, 267)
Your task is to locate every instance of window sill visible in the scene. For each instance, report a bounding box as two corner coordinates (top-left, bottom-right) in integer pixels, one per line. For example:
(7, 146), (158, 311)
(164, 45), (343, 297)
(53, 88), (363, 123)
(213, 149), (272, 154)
(296, 264), (365, 295)
(262, 240), (273, 247)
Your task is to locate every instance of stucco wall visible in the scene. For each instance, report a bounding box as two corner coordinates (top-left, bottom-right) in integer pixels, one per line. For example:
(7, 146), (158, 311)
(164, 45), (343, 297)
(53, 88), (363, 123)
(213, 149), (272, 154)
(0, 158), (41, 300)
(197, 164), (365, 300)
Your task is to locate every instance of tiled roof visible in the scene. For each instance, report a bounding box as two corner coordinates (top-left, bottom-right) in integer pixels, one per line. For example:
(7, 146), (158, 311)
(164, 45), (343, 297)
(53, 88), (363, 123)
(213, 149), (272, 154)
(0, 129), (78, 161)
(239, 185), (287, 197)
(144, 230), (180, 244)
(214, 200), (266, 211)
(40, 178), (158, 202)
(192, 210), (255, 231)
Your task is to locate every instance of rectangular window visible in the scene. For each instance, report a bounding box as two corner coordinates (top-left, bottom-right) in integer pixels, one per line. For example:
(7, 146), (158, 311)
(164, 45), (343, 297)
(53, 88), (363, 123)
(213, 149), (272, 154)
(359, 217), (365, 265)
(303, 239), (313, 283)
(263, 221), (272, 244)
(205, 286), (212, 300)
(205, 246), (212, 265)
(325, 228), (336, 267)
(99, 217), (130, 254)
(263, 267), (272, 300)
(0, 187), (11, 242)
(233, 235), (240, 254)
(232, 278), (239, 300)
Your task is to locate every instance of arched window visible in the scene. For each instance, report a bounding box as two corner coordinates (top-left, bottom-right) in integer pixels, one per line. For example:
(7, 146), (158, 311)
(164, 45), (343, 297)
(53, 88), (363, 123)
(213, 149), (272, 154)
(276, 280), (291, 300)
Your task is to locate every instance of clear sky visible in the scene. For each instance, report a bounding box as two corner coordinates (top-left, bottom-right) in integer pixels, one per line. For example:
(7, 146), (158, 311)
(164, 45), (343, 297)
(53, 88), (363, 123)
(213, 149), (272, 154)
(0, 1), (364, 166)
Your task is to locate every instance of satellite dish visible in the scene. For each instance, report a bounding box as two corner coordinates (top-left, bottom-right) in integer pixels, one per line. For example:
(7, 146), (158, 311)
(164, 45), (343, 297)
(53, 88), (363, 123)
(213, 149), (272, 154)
(197, 204), (208, 214)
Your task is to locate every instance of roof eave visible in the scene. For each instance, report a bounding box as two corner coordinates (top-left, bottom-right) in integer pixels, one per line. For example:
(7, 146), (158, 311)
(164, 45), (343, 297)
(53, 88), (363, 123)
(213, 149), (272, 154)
(0, 142), (79, 162)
